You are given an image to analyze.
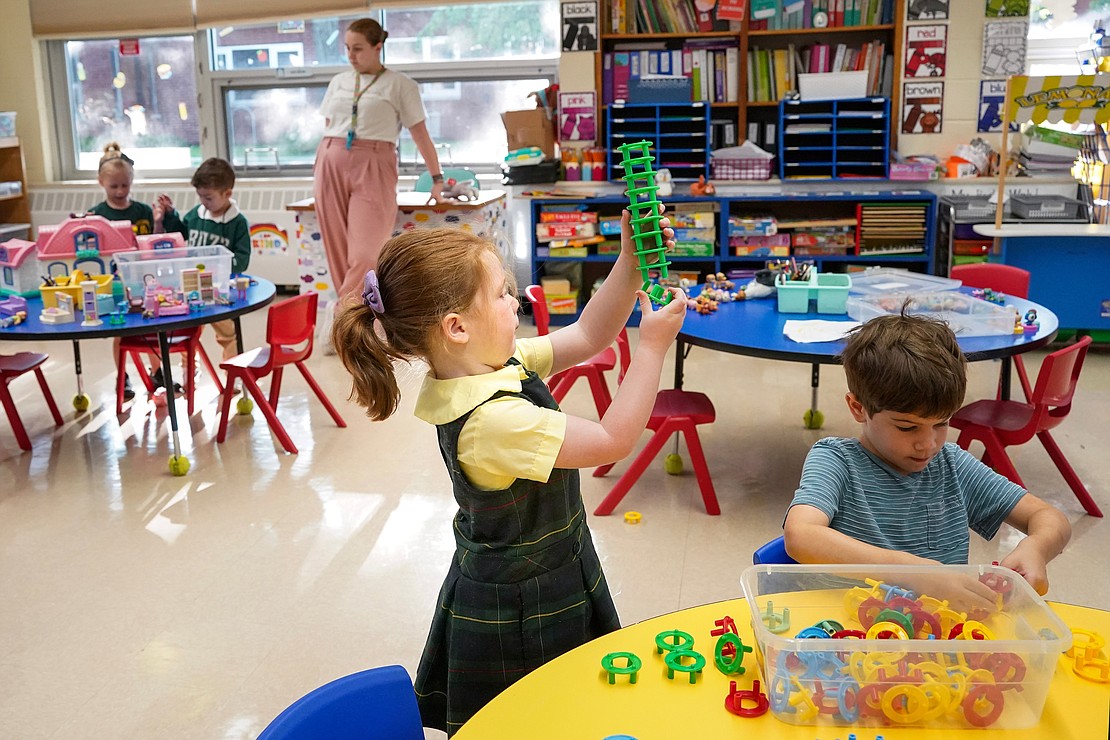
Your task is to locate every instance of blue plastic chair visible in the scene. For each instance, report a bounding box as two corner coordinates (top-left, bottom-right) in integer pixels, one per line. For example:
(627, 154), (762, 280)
(414, 167), (479, 193)
(258, 665), (424, 740)
(753, 535), (797, 565)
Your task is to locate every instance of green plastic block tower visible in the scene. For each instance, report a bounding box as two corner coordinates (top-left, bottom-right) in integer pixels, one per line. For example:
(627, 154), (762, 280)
(616, 140), (671, 306)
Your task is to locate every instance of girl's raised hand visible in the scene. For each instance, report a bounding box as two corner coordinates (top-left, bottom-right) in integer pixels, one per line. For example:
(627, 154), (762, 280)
(635, 286), (687, 353)
(620, 207), (675, 262)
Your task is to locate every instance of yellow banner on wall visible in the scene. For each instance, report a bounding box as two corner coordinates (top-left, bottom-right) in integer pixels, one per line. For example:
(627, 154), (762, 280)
(1007, 75), (1110, 125)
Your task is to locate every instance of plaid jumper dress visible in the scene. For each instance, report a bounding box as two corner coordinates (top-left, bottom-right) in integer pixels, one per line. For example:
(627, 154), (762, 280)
(414, 360), (620, 735)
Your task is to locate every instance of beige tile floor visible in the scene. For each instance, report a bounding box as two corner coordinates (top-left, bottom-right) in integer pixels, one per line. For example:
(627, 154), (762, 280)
(1, 306), (1108, 739)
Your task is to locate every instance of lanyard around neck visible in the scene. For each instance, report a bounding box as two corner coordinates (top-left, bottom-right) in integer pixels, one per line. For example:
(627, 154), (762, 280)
(347, 68), (386, 150)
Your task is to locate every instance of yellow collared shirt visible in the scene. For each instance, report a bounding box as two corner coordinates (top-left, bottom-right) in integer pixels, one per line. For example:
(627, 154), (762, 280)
(414, 336), (567, 491)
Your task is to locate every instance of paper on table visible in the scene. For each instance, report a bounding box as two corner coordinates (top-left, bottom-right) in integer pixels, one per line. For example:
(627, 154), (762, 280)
(783, 319), (861, 343)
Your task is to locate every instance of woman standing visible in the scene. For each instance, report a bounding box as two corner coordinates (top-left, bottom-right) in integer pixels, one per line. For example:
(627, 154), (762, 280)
(315, 18), (444, 309)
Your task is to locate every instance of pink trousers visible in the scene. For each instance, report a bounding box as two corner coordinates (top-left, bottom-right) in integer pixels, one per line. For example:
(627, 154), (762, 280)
(313, 137), (398, 302)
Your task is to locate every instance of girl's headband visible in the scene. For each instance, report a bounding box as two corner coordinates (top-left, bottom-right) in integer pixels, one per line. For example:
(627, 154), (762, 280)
(98, 152), (134, 171)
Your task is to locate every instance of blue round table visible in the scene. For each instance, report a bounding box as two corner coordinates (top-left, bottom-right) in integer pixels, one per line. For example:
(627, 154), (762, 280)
(675, 288), (1058, 426)
(0, 277), (277, 472)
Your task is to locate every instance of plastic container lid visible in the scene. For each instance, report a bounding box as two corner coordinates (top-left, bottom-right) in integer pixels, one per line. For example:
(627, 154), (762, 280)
(848, 267), (961, 296)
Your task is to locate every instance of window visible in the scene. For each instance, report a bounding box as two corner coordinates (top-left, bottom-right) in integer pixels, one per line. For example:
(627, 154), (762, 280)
(210, 2), (560, 174)
(48, 36), (202, 178)
(46, 2), (559, 179)
(1027, 1), (1104, 75)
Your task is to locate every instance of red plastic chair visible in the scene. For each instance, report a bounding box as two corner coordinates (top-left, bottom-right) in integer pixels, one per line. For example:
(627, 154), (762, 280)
(592, 388), (719, 516)
(0, 352), (64, 451)
(216, 292), (346, 454)
(524, 284), (629, 417)
(951, 335), (1101, 517)
(951, 263), (1033, 401)
(116, 327), (224, 415)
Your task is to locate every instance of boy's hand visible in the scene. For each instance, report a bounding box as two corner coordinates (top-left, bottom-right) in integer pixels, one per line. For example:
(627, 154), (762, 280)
(620, 207), (675, 263)
(635, 286), (686, 353)
(999, 540), (1050, 595)
(900, 570), (1000, 615)
(156, 193), (175, 214)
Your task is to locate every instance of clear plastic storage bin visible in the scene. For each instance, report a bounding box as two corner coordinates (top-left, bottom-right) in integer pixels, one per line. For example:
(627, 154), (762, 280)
(114, 245), (234, 299)
(848, 267), (961, 296)
(740, 564), (1072, 730)
(847, 290), (1016, 336)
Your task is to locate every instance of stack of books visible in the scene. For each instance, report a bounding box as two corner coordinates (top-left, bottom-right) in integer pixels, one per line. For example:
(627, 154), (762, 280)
(1019, 125), (1082, 177)
(856, 202), (927, 256)
(780, 217), (858, 255)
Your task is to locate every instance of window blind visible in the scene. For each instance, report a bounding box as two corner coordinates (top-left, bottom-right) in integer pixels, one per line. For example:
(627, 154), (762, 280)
(193, 1), (370, 29)
(30, 0), (194, 38)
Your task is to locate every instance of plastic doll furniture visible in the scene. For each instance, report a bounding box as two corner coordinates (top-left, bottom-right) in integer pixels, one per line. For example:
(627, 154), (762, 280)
(951, 263), (1034, 401)
(115, 327), (224, 415)
(215, 292), (346, 454)
(0, 352), (64, 451)
(257, 665), (423, 740)
(524, 284), (630, 418)
(753, 535), (797, 565)
(951, 334), (1101, 517)
(592, 388), (719, 516)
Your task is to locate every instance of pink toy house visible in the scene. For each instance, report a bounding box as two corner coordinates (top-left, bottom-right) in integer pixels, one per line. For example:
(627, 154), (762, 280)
(36, 214), (137, 279)
(0, 239), (40, 297)
(135, 233), (186, 251)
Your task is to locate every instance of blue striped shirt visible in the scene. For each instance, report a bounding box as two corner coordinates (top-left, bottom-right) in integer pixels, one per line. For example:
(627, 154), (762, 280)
(788, 438), (1026, 564)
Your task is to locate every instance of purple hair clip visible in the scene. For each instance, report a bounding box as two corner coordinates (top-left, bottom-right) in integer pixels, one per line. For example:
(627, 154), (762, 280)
(361, 269), (385, 313)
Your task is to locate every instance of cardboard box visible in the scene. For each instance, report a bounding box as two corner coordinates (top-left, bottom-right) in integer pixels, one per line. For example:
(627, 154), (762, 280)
(546, 291), (578, 314)
(502, 109), (556, 160)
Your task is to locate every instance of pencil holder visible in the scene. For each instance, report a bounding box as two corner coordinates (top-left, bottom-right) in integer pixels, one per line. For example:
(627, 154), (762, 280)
(616, 140), (672, 306)
(775, 273), (812, 313)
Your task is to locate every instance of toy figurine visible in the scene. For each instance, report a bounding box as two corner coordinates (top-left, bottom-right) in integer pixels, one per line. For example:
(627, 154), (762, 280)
(1023, 308), (1039, 333)
(0, 310), (27, 328)
(689, 174), (716, 196)
(654, 168), (674, 197)
(439, 177), (478, 202)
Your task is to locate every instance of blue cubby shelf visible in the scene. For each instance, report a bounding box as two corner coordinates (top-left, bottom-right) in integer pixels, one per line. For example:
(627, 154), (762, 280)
(529, 189), (938, 326)
(605, 102), (711, 182)
(779, 97), (890, 181)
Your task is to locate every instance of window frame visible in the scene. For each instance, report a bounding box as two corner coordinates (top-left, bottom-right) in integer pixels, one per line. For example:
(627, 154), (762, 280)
(45, 32), (207, 182)
(44, 7), (560, 181)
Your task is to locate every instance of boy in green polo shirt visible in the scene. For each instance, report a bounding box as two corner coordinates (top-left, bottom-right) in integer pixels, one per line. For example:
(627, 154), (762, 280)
(160, 158), (251, 360)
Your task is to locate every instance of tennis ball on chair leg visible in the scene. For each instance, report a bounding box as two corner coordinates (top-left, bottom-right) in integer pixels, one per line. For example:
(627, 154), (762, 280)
(168, 455), (191, 476)
(236, 396), (253, 415)
(73, 393), (91, 413)
(664, 453), (684, 475)
(803, 409), (824, 429)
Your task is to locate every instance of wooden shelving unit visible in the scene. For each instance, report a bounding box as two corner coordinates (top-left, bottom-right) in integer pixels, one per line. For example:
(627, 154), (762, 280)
(0, 137), (31, 243)
(595, 0), (906, 169)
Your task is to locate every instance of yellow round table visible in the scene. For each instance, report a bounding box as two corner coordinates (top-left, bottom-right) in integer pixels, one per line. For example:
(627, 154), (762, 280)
(454, 599), (1110, 739)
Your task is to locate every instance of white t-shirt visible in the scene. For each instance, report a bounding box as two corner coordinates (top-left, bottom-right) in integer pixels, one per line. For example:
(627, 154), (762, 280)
(320, 68), (427, 142)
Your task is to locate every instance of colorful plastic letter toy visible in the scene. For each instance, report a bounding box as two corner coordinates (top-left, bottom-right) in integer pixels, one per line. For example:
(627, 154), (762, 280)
(601, 651), (642, 685)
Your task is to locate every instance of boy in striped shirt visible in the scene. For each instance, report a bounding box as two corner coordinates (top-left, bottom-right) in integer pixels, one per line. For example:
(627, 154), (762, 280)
(784, 312), (1070, 606)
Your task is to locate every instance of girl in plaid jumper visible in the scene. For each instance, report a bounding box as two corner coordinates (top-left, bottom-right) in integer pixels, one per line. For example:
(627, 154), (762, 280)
(332, 218), (685, 734)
